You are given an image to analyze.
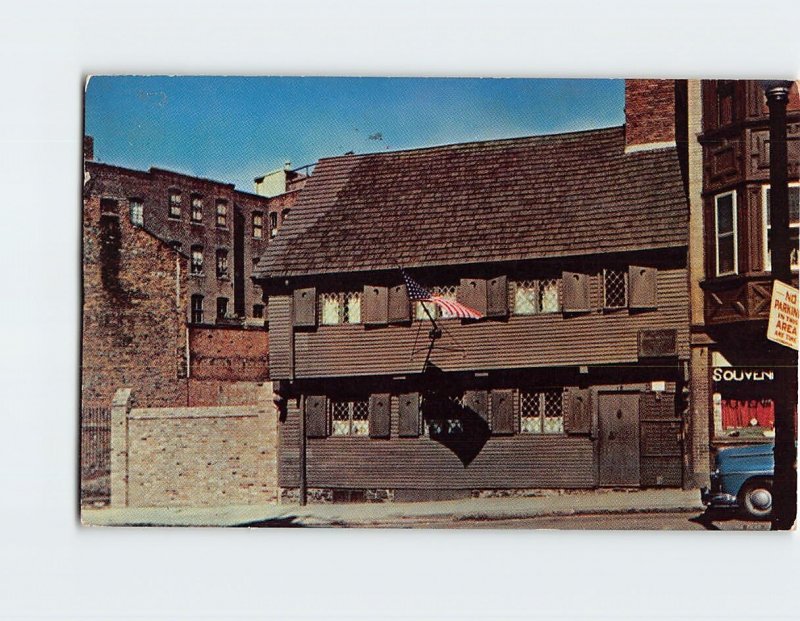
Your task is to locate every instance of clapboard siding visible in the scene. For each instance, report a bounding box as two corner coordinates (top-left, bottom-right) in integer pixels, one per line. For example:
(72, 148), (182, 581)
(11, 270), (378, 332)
(293, 267), (689, 378)
(267, 295), (293, 379)
(278, 396), (596, 489)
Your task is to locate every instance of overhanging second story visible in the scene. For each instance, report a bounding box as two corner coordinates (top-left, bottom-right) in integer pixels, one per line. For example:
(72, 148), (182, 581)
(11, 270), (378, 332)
(255, 126), (691, 380)
(698, 80), (800, 327)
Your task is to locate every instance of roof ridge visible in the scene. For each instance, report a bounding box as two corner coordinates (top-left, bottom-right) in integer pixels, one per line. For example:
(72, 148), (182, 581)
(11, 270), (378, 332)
(316, 125), (624, 163)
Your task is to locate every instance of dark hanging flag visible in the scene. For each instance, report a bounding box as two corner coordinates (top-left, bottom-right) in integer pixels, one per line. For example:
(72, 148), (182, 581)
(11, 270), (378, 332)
(401, 269), (483, 320)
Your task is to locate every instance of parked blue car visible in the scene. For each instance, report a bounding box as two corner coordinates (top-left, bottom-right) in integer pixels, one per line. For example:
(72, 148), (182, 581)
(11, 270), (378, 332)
(701, 443), (774, 519)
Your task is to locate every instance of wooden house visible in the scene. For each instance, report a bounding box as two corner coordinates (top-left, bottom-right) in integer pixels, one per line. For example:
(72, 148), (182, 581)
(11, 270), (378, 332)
(255, 81), (695, 502)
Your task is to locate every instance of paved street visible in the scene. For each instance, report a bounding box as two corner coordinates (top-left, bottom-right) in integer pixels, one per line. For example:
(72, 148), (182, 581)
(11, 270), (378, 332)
(381, 510), (771, 530)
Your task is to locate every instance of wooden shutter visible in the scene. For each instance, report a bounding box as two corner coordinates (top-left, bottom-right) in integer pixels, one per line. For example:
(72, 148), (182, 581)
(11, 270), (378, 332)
(368, 393), (391, 438)
(458, 278), (487, 316)
(398, 392), (420, 437)
(305, 395), (328, 438)
(293, 287), (317, 328)
(564, 388), (591, 435)
(388, 284), (411, 323)
(628, 265), (657, 309)
(463, 390), (488, 423)
(363, 285), (389, 325)
(491, 389), (514, 434)
(562, 271), (591, 313)
(486, 275), (508, 317)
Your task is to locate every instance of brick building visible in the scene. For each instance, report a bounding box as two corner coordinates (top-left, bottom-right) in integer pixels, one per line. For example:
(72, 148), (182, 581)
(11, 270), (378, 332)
(81, 143), (304, 503)
(686, 80), (800, 484)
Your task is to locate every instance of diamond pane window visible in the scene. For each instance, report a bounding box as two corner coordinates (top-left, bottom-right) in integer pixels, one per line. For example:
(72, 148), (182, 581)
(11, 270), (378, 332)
(319, 292), (362, 325)
(520, 389), (563, 434)
(539, 278), (559, 313)
(414, 285), (458, 320)
(320, 293), (340, 325)
(344, 292), (361, 323)
(520, 391), (541, 433)
(543, 391), (564, 433)
(331, 400), (369, 436)
(331, 401), (350, 436)
(514, 281), (537, 315)
(603, 269), (627, 308)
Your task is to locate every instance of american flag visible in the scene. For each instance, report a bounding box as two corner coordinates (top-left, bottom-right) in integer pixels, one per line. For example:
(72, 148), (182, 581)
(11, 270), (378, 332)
(401, 269), (483, 320)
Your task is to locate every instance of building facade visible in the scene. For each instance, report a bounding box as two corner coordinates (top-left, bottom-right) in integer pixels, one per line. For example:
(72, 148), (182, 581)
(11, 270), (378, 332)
(257, 81), (698, 502)
(688, 80), (800, 471)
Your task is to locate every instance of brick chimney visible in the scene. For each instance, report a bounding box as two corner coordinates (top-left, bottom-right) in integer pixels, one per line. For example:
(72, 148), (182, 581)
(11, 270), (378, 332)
(624, 80), (677, 153)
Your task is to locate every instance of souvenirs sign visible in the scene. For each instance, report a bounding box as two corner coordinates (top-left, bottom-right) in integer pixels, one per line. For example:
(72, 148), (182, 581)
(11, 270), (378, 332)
(767, 280), (799, 350)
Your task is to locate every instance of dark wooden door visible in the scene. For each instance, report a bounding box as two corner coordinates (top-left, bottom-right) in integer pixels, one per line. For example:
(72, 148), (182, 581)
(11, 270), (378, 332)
(598, 392), (640, 486)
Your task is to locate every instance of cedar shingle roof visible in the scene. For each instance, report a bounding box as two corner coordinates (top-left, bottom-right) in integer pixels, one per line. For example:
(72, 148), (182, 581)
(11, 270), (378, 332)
(256, 126), (687, 278)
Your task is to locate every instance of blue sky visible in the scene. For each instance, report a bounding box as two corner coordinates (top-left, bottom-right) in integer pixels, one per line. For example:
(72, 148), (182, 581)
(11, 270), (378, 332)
(85, 77), (624, 192)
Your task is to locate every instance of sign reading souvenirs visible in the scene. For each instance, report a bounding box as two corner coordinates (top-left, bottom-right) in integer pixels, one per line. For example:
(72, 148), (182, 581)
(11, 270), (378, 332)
(712, 368), (775, 383)
(767, 280), (799, 351)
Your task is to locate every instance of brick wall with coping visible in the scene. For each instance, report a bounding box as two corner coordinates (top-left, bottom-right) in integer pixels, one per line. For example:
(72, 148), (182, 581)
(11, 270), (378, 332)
(110, 385), (278, 508)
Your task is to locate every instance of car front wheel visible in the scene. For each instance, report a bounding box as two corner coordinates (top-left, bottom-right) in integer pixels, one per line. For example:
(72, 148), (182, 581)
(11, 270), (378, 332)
(739, 478), (773, 520)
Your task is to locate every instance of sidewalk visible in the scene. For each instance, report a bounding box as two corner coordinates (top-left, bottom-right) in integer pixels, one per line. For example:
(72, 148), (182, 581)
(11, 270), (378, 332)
(81, 488), (704, 528)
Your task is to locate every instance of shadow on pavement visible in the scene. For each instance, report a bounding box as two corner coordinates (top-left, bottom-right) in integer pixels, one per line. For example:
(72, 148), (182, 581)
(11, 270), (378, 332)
(688, 508), (769, 530)
(236, 516), (304, 528)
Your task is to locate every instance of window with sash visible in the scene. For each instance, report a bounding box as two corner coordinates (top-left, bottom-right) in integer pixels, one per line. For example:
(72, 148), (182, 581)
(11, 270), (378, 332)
(190, 245), (204, 275)
(319, 291), (362, 325)
(763, 185), (800, 271)
(715, 191), (737, 276)
(215, 199), (228, 228)
(414, 285), (458, 320)
(331, 399), (369, 436)
(191, 194), (203, 223)
(129, 198), (143, 226)
(603, 268), (628, 309)
(168, 190), (181, 218)
(190, 294), (204, 324)
(513, 278), (560, 314)
(216, 249), (229, 278)
(252, 212), (263, 239)
(520, 389), (564, 434)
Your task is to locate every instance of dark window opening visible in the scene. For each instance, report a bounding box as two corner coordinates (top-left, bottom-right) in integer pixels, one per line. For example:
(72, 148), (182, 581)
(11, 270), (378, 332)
(252, 304), (264, 319)
(216, 297), (229, 319)
(270, 211), (278, 237)
(100, 198), (119, 215)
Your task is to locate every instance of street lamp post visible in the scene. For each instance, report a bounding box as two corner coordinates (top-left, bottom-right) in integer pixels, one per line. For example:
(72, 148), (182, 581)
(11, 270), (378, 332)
(762, 80), (798, 530)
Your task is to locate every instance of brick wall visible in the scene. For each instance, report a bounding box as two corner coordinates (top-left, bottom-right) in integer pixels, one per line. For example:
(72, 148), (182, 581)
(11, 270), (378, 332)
(625, 79), (677, 150)
(82, 173), (189, 409)
(188, 325), (269, 381)
(110, 386), (278, 508)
